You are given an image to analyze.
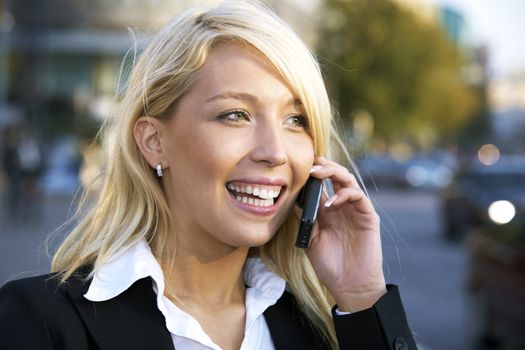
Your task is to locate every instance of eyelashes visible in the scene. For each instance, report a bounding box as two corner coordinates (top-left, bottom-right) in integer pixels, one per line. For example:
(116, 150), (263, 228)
(284, 115), (309, 128)
(215, 109), (309, 130)
(216, 109), (250, 123)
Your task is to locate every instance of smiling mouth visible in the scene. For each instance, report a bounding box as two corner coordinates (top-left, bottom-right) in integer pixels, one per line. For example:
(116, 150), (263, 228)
(226, 182), (284, 207)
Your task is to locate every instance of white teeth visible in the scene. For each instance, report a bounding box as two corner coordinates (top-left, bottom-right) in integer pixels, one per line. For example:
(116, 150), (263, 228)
(227, 183), (282, 201)
(232, 195), (274, 207)
(258, 189), (279, 200)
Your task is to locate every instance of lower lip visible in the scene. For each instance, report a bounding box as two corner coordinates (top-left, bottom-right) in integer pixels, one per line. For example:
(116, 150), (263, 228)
(226, 189), (284, 216)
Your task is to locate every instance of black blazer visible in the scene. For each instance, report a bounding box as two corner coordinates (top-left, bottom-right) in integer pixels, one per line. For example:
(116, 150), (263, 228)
(0, 272), (416, 350)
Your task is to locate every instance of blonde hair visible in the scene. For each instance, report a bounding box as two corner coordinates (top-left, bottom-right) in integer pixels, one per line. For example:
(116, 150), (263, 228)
(52, 1), (347, 348)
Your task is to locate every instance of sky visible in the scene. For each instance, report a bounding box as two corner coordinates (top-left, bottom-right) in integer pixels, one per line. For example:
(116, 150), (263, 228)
(432, 0), (525, 77)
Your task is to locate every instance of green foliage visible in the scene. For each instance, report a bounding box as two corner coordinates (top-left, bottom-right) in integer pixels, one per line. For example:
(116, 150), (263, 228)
(318, 0), (479, 146)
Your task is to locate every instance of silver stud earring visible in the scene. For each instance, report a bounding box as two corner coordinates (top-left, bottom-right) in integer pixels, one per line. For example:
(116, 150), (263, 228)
(156, 163), (163, 177)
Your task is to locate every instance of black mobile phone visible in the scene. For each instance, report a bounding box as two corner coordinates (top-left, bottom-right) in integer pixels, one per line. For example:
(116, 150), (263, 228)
(295, 177), (323, 248)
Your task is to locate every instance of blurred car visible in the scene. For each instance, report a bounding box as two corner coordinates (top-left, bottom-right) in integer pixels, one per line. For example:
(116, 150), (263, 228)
(404, 157), (454, 191)
(356, 154), (408, 188)
(466, 211), (525, 349)
(39, 136), (81, 197)
(358, 150), (457, 191)
(441, 156), (525, 241)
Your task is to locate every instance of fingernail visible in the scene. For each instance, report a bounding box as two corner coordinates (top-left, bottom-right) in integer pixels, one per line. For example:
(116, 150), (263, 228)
(324, 194), (338, 208)
(310, 165), (323, 173)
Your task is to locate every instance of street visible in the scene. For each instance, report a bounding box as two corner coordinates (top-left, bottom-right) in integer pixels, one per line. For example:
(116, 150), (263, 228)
(370, 189), (470, 350)
(0, 195), (73, 282)
(1, 188), (471, 349)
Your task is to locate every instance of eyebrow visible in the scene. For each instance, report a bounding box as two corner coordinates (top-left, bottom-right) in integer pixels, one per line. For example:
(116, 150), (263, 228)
(205, 91), (302, 107)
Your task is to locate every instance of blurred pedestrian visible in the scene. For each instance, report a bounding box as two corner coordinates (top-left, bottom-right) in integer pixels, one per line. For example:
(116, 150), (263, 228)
(0, 1), (416, 349)
(17, 128), (44, 220)
(1, 126), (44, 223)
(1, 126), (22, 221)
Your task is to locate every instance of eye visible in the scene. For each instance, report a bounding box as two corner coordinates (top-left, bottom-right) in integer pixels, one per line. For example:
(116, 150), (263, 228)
(216, 109), (251, 124)
(284, 114), (309, 129)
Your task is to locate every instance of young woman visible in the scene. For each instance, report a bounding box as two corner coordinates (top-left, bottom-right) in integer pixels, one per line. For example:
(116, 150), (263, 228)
(0, 1), (416, 349)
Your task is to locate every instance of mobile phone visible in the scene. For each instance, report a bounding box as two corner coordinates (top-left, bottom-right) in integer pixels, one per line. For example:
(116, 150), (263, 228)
(295, 177), (323, 248)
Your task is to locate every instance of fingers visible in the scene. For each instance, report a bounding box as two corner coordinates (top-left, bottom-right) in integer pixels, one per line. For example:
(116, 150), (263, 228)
(310, 157), (374, 214)
(324, 187), (375, 215)
(309, 157), (360, 189)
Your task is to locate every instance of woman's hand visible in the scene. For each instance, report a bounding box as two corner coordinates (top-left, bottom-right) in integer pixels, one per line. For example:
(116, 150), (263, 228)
(302, 157), (386, 312)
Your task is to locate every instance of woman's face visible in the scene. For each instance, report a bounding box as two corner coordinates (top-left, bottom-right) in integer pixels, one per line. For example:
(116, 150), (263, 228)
(160, 41), (314, 251)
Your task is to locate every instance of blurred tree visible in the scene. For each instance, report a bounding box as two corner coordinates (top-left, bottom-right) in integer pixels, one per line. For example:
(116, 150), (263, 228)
(318, 0), (480, 148)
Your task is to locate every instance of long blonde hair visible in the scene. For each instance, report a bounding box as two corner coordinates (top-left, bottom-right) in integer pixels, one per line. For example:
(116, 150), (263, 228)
(52, 1), (347, 348)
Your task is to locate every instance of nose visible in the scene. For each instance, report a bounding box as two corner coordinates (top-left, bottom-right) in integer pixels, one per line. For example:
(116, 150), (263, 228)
(249, 121), (288, 167)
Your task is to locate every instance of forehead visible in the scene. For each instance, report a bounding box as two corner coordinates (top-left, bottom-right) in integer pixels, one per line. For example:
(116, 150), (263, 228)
(189, 41), (296, 101)
(205, 40), (275, 75)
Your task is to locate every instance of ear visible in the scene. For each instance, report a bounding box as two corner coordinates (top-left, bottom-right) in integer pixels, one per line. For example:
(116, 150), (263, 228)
(133, 116), (167, 171)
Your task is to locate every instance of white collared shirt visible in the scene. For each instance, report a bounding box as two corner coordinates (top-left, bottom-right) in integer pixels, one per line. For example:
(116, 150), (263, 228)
(84, 240), (286, 350)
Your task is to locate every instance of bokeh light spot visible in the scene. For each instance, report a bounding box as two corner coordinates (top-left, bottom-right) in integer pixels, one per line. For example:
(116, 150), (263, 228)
(478, 144), (500, 166)
(488, 200), (516, 225)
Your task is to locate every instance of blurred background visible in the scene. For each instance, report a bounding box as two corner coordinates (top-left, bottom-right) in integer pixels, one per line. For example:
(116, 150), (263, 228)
(1, 0), (524, 349)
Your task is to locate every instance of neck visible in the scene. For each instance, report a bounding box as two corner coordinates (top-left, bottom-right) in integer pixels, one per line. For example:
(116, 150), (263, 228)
(160, 240), (250, 307)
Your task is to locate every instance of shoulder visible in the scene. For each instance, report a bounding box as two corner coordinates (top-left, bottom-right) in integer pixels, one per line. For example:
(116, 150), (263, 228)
(0, 269), (92, 324)
(2, 272), (62, 292)
(1, 273), (62, 304)
(1, 269), (89, 304)
(0, 271), (96, 349)
(0, 272), (83, 319)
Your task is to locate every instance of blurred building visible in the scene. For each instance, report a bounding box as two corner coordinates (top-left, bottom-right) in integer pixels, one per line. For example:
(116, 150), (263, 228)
(3, 0), (191, 140)
(438, 5), (467, 46)
(436, 4), (489, 88)
(1, 0), (318, 139)
(489, 71), (525, 151)
(0, 0), (16, 123)
(398, 2), (469, 48)
(490, 71), (525, 111)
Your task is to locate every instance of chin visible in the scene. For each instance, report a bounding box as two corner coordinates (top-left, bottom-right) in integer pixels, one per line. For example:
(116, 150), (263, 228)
(230, 228), (276, 248)
(241, 235), (273, 248)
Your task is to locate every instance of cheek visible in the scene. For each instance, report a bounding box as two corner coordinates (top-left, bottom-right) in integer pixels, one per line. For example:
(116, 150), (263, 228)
(164, 132), (242, 218)
(168, 129), (243, 182)
(288, 138), (315, 188)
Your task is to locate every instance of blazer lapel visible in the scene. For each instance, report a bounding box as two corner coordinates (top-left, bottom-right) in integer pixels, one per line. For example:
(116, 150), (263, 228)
(66, 274), (174, 350)
(264, 291), (331, 350)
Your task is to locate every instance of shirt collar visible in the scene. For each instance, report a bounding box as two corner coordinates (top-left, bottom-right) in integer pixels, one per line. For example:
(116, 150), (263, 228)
(84, 240), (165, 302)
(84, 240), (286, 335)
(243, 257), (286, 332)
